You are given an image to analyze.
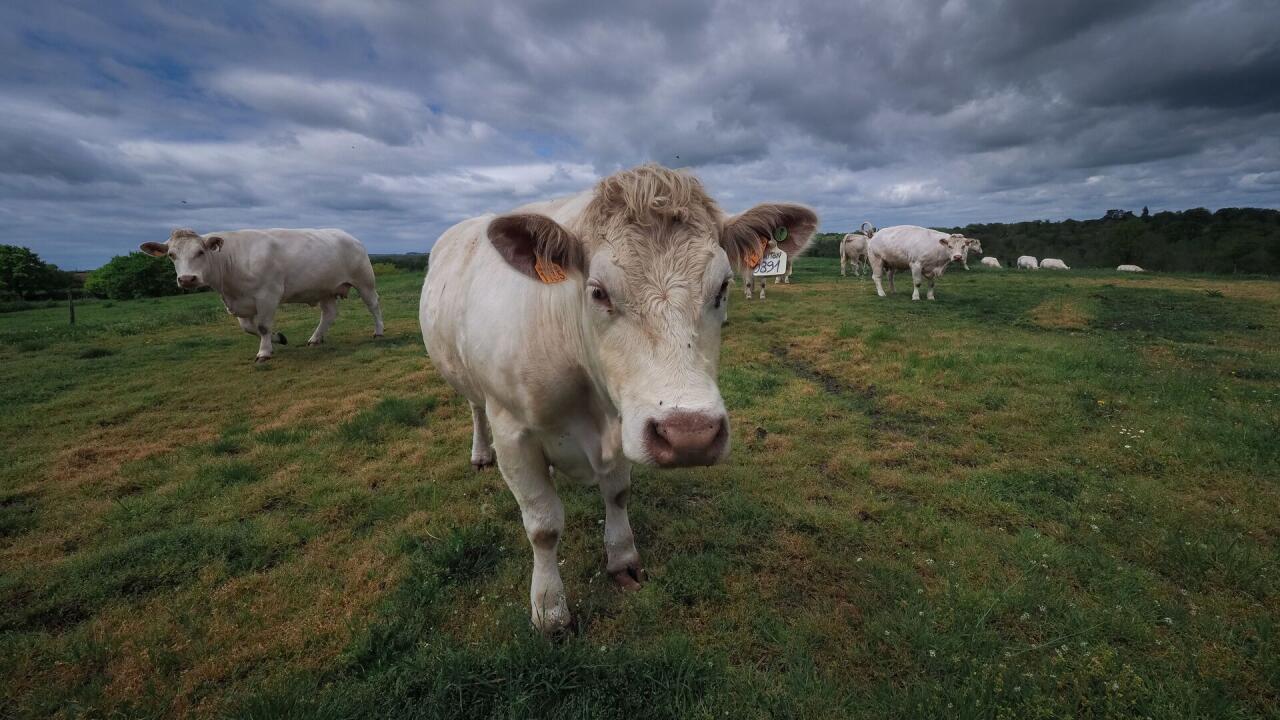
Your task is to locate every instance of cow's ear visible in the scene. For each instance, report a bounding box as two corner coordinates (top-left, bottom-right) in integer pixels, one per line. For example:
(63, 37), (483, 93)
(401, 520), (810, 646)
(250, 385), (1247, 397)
(722, 203), (818, 266)
(203, 236), (224, 252)
(140, 242), (168, 257)
(939, 237), (949, 246)
(487, 213), (584, 284)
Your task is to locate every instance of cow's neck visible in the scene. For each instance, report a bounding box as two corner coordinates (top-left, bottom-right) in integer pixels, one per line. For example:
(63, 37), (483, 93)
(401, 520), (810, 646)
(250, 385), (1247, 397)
(203, 242), (237, 299)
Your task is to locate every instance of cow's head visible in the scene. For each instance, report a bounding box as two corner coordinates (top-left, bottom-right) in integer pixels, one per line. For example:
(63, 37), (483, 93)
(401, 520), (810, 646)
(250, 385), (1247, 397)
(939, 233), (970, 263)
(860, 221), (877, 237)
(488, 165), (817, 468)
(965, 237), (983, 255)
(140, 229), (223, 289)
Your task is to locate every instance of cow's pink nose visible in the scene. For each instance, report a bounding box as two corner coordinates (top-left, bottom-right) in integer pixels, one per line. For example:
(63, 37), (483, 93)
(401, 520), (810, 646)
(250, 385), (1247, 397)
(178, 275), (198, 287)
(952, 255), (963, 262)
(645, 411), (728, 467)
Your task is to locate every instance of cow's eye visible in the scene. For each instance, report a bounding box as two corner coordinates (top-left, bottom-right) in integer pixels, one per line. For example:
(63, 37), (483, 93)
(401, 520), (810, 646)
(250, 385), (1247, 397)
(713, 279), (730, 309)
(588, 282), (612, 310)
(195, 250), (204, 258)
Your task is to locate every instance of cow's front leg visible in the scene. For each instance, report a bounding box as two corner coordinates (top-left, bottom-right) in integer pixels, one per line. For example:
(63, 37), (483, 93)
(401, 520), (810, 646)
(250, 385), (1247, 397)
(491, 413), (569, 633)
(910, 262), (924, 301)
(469, 401), (495, 470)
(926, 272), (937, 301)
(252, 297), (281, 362)
(308, 298), (338, 345)
(598, 465), (644, 590)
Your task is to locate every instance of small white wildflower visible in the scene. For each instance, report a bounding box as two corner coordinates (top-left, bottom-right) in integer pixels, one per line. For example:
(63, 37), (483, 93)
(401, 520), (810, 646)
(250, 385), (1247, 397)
(1020, 612), (1031, 621)
(1091, 524), (1100, 532)
(929, 649), (937, 657)
(856, 557), (863, 562)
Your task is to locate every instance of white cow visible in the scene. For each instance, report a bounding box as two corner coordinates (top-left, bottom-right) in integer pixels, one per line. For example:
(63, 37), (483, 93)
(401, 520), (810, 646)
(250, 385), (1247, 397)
(867, 225), (974, 301)
(980, 256), (1002, 268)
(1041, 258), (1070, 270)
(961, 238), (983, 270)
(420, 165), (816, 632)
(1017, 255), (1039, 270)
(840, 222), (876, 277)
(1117, 264), (1145, 272)
(141, 228), (383, 362)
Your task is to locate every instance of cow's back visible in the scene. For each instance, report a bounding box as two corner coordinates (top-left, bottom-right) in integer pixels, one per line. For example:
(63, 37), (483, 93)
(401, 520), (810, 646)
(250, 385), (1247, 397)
(869, 225), (945, 268)
(213, 228), (373, 303)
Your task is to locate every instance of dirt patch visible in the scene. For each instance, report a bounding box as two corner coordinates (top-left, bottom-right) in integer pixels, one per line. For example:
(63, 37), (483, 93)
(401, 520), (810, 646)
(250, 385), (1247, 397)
(1028, 298), (1090, 331)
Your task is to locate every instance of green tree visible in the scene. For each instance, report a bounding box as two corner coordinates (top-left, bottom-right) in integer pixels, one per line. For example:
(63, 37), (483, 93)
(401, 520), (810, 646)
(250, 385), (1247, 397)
(0, 245), (65, 299)
(84, 252), (183, 300)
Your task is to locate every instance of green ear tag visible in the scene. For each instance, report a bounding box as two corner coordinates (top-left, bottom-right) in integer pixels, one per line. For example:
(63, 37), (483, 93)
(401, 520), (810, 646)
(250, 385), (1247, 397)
(774, 226), (788, 243)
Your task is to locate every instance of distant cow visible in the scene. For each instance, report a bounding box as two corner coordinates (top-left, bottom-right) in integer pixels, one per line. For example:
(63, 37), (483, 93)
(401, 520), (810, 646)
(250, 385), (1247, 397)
(1117, 264), (1145, 272)
(867, 225), (973, 301)
(840, 222), (876, 277)
(420, 164), (816, 632)
(980, 257), (1002, 268)
(960, 238), (983, 270)
(141, 228), (383, 362)
(1017, 256), (1039, 270)
(1041, 258), (1070, 270)
(742, 236), (793, 300)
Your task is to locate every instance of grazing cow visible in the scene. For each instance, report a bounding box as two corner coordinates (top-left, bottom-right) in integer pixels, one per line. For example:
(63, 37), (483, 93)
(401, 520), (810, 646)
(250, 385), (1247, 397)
(980, 256), (1002, 269)
(961, 238), (983, 270)
(840, 222), (876, 277)
(420, 165), (816, 632)
(867, 225), (973, 301)
(1117, 264), (1145, 272)
(1041, 258), (1070, 270)
(1017, 255), (1039, 270)
(141, 228), (383, 361)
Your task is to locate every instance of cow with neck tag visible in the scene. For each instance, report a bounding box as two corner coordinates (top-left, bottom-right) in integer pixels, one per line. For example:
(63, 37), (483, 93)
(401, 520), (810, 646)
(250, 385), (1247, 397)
(420, 164), (817, 632)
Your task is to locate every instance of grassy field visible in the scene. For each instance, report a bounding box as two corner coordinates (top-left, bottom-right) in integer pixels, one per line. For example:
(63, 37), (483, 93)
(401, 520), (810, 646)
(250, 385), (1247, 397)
(2, 260), (1278, 719)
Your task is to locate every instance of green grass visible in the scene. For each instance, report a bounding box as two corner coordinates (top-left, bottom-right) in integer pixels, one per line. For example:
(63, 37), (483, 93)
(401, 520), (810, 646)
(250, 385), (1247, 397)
(2, 264), (1279, 718)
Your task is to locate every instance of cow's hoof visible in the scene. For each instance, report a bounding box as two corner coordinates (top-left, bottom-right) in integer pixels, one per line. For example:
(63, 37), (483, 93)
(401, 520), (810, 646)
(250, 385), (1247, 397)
(306, 339), (323, 346)
(374, 333), (384, 339)
(610, 565), (647, 591)
(471, 459), (495, 471)
(274, 332), (288, 345)
(255, 355), (271, 363)
(531, 601), (572, 635)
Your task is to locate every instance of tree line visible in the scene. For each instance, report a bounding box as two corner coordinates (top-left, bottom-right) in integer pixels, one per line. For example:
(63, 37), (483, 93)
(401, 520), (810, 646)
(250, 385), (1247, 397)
(805, 207), (1280, 274)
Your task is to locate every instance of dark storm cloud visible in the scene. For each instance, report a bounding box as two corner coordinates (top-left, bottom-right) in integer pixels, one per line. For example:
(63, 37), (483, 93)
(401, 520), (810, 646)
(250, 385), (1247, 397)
(0, 0), (1276, 269)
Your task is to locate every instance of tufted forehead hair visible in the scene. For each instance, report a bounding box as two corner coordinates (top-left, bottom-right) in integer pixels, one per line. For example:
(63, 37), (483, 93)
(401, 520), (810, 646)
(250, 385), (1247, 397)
(169, 228), (201, 241)
(577, 164), (723, 250)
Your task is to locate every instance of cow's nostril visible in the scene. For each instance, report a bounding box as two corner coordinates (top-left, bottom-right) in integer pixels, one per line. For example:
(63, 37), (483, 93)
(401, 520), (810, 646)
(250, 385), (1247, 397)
(644, 411), (728, 467)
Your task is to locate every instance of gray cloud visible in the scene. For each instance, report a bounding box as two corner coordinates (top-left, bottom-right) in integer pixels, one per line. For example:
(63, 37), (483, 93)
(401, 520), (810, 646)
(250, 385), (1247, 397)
(0, 0), (1276, 269)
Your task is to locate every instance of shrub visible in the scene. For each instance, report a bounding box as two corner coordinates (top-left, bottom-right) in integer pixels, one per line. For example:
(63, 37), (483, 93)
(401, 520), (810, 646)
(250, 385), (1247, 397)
(371, 262), (400, 276)
(84, 252), (182, 300)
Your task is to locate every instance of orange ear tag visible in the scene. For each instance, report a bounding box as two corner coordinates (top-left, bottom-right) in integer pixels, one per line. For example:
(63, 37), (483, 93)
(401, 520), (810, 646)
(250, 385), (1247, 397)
(534, 254), (567, 284)
(744, 236), (770, 269)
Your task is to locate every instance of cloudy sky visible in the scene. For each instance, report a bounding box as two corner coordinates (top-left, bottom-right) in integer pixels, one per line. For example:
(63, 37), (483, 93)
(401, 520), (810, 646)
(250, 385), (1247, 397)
(3, 0), (1278, 269)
